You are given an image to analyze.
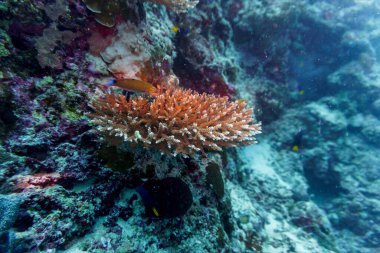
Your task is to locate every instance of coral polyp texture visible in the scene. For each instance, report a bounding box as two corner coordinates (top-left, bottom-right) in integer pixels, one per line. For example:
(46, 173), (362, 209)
(146, 0), (199, 13)
(89, 85), (261, 156)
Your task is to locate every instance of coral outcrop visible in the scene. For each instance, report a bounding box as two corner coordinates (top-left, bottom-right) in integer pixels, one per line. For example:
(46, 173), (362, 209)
(146, 0), (199, 13)
(1, 0), (380, 252)
(90, 85), (261, 156)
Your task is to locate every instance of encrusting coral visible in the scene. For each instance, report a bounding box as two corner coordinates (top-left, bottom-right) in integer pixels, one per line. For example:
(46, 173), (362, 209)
(83, 0), (198, 23)
(146, 0), (199, 13)
(89, 83), (261, 156)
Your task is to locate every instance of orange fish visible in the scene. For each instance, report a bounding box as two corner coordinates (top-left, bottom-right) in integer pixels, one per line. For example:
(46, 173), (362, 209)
(236, 98), (247, 105)
(106, 79), (156, 94)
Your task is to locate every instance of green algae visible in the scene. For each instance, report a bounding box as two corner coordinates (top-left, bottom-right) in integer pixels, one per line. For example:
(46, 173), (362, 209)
(8, 0), (45, 22)
(0, 146), (16, 164)
(31, 110), (47, 124)
(0, 28), (11, 58)
(62, 109), (84, 121)
(0, 2), (8, 13)
(36, 76), (54, 89)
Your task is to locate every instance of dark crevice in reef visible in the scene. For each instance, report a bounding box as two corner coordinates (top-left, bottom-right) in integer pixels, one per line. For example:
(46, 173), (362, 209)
(303, 160), (346, 202)
(0, 84), (17, 143)
(12, 209), (34, 232)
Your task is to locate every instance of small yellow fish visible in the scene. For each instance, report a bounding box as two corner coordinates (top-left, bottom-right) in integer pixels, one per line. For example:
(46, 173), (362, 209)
(292, 145), (299, 152)
(299, 90), (305, 95)
(171, 26), (180, 33)
(237, 99), (247, 104)
(106, 79), (156, 95)
(152, 207), (159, 217)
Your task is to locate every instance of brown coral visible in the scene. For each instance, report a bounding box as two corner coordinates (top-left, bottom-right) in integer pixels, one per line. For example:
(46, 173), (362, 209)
(83, 0), (122, 27)
(89, 85), (261, 156)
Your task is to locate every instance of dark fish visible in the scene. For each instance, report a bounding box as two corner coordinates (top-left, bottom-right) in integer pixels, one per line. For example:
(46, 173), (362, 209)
(136, 177), (193, 218)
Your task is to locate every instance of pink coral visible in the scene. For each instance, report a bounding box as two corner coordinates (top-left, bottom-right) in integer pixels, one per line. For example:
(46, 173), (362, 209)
(15, 173), (64, 190)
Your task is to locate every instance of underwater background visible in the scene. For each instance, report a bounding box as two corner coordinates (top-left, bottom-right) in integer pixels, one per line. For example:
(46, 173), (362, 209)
(0, 0), (380, 252)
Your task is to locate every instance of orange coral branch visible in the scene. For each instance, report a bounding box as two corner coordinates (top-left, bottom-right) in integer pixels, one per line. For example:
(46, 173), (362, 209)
(89, 85), (261, 157)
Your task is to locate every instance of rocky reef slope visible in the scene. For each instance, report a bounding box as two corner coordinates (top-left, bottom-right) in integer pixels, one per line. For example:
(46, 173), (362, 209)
(0, 0), (379, 252)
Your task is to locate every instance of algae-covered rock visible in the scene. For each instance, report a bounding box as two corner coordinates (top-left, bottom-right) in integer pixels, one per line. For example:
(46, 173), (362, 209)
(98, 145), (135, 172)
(137, 177), (193, 218)
(0, 29), (11, 58)
(0, 1), (8, 13)
(206, 162), (225, 198)
(0, 195), (20, 232)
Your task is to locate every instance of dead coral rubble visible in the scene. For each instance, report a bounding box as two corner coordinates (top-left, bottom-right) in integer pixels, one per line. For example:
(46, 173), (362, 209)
(89, 85), (261, 156)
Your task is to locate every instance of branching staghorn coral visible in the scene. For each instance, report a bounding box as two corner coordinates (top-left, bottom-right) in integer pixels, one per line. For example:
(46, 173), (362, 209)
(89, 84), (261, 157)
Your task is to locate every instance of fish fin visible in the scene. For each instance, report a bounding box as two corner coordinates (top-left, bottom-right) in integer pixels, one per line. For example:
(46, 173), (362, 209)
(147, 86), (157, 95)
(105, 79), (116, 86)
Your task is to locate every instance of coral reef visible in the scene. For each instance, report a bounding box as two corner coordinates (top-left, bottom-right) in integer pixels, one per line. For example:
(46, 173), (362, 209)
(0, 0), (380, 252)
(90, 85), (261, 156)
(172, 0), (239, 97)
(33, 0), (87, 69)
(82, 0), (145, 27)
(146, 0), (199, 13)
(99, 23), (154, 79)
